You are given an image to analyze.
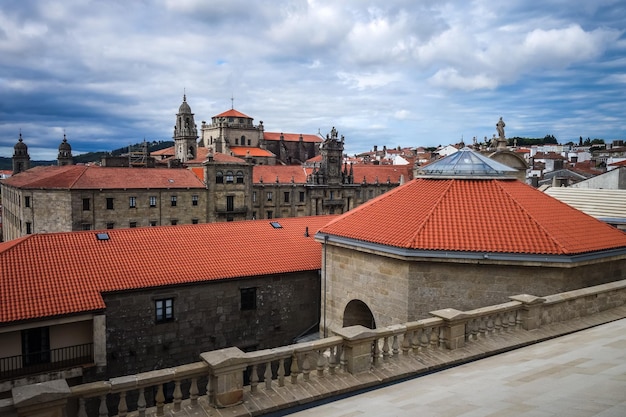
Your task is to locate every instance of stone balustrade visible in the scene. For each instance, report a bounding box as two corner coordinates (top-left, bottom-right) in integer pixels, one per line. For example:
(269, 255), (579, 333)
(3, 279), (625, 417)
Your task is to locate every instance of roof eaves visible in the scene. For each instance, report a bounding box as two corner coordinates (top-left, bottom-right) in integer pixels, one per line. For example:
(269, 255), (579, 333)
(315, 233), (626, 265)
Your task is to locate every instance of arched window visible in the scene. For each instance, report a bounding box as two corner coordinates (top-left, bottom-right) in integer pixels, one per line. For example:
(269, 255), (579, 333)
(236, 171), (244, 184)
(216, 171), (224, 184)
(225, 171), (234, 183)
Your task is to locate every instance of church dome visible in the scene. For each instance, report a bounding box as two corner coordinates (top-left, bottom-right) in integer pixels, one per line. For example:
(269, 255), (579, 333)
(178, 94), (192, 114)
(59, 135), (72, 152)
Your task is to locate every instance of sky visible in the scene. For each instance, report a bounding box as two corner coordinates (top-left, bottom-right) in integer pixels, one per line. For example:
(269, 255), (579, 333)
(1, 1), (625, 160)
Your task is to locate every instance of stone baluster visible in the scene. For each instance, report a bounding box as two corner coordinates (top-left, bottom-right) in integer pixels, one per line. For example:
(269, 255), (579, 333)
(420, 327), (430, 349)
(494, 314), (502, 332)
(401, 330), (411, 355)
(302, 354), (311, 382)
(500, 312), (509, 332)
(290, 353), (300, 384)
(339, 345), (347, 372)
(264, 362), (273, 390)
(250, 364), (259, 393)
(118, 391), (128, 417)
(412, 329), (421, 352)
(317, 349), (326, 377)
(392, 334), (400, 357)
(486, 315), (495, 335)
(189, 377), (199, 407)
(277, 358), (286, 386)
(155, 384), (165, 416)
(173, 379), (182, 412)
(78, 397), (87, 417)
(515, 309), (523, 330)
(430, 327), (439, 348)
(99, 394), (108, 417)
(137, 387), (146, 417)
(438, 326), (445, 348)
(205, 377), (212, 409)
(328, 346), (337, 375)
(382, 336), (390, 361)
(372, 338), (381, 367)
(478, 316), (487, 338)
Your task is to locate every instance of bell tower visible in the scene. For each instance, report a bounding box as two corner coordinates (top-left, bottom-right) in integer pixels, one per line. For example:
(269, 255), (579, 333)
(57, 134), (73, 166)
(318, 127), (344, 184)
(173, 94), (198, 162)
(12, 132), (30, 174)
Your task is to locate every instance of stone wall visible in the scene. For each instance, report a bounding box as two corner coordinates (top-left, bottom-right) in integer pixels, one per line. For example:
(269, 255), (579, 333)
(325, 243), (626, 331)
(95, 271), (320, 380)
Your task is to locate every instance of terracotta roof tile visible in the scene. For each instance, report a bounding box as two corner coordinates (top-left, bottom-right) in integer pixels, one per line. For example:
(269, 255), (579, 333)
(213, 109), (252, 119)
(3, 165), (206, 189)
(0, 216), (336, 324)
(254, 166), (310, 183)
(264, 132), (322, 143)
(229, 146), (275, 157)
(319, 178), (626, 255)
(352, 165), (413, 183)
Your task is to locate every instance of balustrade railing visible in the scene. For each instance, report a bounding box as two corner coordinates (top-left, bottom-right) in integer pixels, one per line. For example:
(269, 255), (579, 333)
(0, 343), (93, 380)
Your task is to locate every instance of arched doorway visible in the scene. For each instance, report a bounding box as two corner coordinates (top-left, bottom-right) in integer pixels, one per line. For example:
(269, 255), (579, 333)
(343, 300), (376, 329)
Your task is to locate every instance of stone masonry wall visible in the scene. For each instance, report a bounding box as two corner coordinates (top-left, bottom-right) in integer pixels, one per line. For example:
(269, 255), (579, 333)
(96, 270), (320, 380)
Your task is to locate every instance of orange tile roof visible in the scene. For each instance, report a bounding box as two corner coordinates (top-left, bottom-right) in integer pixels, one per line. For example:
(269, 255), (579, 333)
(254, 165), (310, 183)
(150, 147), (175, 156)
(2, 165), (206, 189)
(352, 165), (412, 183)
(264, 132), (323, 143)
(229, 146), (275, 157)
(213, 109), (252, 119)
(318, 178), (626, 255)
(0, 216), (336, 324)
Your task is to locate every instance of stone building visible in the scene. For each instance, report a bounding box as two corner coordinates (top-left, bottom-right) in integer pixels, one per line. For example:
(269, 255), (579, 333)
(315, 148), (626, 335)
(2, 99), (411, 241)
(0, 215), (333, 388)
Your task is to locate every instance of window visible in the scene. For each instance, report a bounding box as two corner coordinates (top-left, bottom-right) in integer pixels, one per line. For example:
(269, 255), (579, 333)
(149, 196), (157, 208)
(192, 219), (199, 224)
(129, 222), (137, 228)
(25, 196), (31, 208)
(171, 196), (177, 207)
(236, 171), (244, 184)
(267, 192), (273, 202)
(299, 192), (305, 202)
(129, 196), (136, 208)
(284, 192), (290, 203)
(155, 298), (174, 322)
(106, 198), (114, 210)
(22, 327), (50, 366)
(240, 288), (257, 311)
(82, 198), (90, 211)
(216, 171), (223, 184)
(106, 222), (114, 229)
(150, 220), (157, 226)
(170, 219), (178, 225)
(82, 223), (91, 231)
(330, 191), (334, 200)
(26, 222), (32, 234)
(192, 195), (198, 206)
(252, 191), (257, 203)
(227, 195), (234, 212)
(235, 138), (239, 145)
(225, 171), (234, 183)
(252, 211), (256, 220)
(267, 210), (273, 219)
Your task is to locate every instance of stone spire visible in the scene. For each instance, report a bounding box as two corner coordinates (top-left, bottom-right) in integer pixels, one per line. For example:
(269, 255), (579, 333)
(173, 94), (198, 163)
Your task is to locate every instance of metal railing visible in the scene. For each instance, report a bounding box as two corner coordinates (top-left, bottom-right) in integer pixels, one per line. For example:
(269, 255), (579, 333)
(0, 343), (93, 380)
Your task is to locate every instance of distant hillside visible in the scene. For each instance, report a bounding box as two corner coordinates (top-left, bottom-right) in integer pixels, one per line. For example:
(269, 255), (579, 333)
(0, 140), (174, 171)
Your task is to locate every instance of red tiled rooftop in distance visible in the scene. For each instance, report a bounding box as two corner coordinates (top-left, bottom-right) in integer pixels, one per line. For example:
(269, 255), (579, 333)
(254, 165), (310, 183)
(352, 165), (413, 183)
(264, 132), (322, 143)
(213, 109), (252, 119)
(2, 165), (206, 189)
(0, 216), (336, 324)
(319, 178), (626, 255)
(229, 146), (275, 157)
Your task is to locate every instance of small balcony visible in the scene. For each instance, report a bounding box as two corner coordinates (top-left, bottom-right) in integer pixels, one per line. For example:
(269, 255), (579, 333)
(0, 343), (93, 381)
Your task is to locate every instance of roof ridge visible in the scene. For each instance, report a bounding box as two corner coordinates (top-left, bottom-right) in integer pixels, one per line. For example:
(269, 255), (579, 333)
(68, 165), (89, 188)
(494, 181), (568, 254)
(406, 179), (454, 248)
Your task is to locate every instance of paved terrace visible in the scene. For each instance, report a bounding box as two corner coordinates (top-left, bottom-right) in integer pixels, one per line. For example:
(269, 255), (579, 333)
(4, 280), (626, 417)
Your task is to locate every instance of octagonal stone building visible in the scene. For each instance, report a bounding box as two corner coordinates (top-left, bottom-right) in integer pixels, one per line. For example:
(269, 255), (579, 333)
(315, 148), (626, 334)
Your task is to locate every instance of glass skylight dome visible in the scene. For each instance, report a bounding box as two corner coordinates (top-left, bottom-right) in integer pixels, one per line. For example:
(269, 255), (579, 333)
(418, 147), (518, 179)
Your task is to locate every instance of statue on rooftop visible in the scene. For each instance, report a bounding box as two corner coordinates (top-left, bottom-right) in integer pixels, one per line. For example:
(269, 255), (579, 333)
(496, 117), (506, 139)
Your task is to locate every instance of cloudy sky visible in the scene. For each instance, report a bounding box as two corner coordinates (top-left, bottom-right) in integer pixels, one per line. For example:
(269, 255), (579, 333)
(1, 0), (625, 160)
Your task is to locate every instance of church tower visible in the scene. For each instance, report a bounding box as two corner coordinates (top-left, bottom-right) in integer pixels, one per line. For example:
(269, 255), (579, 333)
(12, 132), (30, 175)
(57, 134), (73, 166)
(173, 94), (198, 163)
(318, 127), (345, 185)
